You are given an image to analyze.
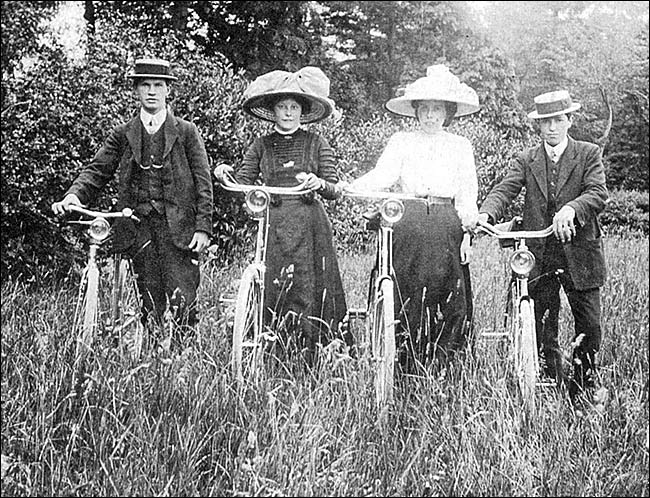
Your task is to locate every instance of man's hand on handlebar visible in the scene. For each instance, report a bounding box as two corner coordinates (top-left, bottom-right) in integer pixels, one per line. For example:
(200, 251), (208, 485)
(214, 163), (234, 182)
(52, 194), (82, 216)
(553, 205), (576, 243)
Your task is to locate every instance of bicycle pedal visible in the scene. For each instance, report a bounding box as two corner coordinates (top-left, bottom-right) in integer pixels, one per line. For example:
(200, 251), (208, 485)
(481, 332), (509, 339)
(348, 309), (367, 320)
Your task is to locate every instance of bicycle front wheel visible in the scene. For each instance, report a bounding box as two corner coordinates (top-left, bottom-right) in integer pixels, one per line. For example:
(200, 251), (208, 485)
(371, 277), (396, 408)
(74, 261), (100, 364)
(515, 298), (538, 413)
(232, 265), (263, 384)
(111, 255), (144, 361)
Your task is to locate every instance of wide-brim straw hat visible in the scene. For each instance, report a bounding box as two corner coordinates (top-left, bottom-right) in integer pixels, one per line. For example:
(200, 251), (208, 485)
(242, 66), (336, 124)
(527, 90), (581, 119)
(385, 64), (480, 118)
(127, 58), (177, 81)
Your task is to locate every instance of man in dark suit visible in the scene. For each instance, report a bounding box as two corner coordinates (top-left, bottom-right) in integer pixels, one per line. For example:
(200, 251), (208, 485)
(478, 90), (608, 399)
(53, 58), (213, 340)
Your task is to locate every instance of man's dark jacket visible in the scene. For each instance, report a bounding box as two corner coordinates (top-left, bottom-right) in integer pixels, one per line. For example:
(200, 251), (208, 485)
(66, 110), (213, 250)
(480, 136), (608, 290)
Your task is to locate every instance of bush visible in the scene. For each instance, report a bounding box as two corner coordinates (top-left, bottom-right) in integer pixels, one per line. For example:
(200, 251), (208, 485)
(600, 189), (649, 235)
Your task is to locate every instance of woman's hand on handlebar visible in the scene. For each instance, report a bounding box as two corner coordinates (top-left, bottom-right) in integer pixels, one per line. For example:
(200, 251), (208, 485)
(295, 172), (324, 192)
(52, 193), (82, 216)
(214, 163), (234, 182)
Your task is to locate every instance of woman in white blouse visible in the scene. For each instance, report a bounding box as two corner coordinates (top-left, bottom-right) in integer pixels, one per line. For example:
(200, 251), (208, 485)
(349, 64), (480, 372)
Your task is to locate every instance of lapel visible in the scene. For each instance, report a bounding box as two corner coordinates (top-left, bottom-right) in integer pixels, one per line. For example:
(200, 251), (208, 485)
(162, 110), (180, 159)
(529, 144), (548, 200)
(125, 114), (142, 165)
(556, 136), (578, 194)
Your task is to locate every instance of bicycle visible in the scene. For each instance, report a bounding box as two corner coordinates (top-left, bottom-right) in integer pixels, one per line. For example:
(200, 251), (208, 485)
(342, 188), (427, 411)
(476, 216), (558, 414)
(65, 205), (143, 366)
(215, 169), (313, 384)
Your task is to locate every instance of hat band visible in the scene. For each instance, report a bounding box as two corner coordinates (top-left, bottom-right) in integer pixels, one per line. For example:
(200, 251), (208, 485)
(134, 63), (171, 76)
(535, 97), (573, 116)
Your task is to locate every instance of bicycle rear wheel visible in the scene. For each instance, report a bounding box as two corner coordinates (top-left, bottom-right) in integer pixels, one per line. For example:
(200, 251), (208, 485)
(74, 261), (100, 364)
(110, 255), (144, 361)
(515, 298), (538, 413)
(232, 265), (263, 384)
(371, 277), (396, 408)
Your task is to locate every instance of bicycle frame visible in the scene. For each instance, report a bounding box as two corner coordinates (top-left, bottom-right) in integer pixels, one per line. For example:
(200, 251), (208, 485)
(67, 205), (140, 364)
(216, 170), (312, 383)
(477, 217), (555, 411)
(343, 189), (426, 409)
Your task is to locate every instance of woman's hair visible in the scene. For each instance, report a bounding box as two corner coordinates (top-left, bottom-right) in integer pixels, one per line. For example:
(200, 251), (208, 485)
(411, 100), (458, 127)
(265, 94), (312, 115)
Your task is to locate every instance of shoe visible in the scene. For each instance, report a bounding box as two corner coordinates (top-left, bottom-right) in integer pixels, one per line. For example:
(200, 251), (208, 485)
(569, 351), (596, 401)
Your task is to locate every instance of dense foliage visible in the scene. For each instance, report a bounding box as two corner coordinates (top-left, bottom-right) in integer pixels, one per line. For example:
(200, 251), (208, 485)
(2, 1), (648, 282)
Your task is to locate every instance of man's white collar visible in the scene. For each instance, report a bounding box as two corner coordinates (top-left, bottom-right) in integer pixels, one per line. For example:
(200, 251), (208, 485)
(544, 136), (568, 160)
(140, 107), (167, 129)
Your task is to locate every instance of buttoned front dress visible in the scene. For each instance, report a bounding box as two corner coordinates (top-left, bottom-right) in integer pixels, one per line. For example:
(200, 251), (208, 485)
(351, 130), (479, 367)
(234, 129), (347, 353)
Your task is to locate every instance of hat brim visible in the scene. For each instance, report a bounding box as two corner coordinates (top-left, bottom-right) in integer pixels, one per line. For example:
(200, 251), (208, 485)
(127, 73), (178, 81)
(385, 96), (480, 118)
(528, 103), (581, 119)
(243, 91), (335, 124)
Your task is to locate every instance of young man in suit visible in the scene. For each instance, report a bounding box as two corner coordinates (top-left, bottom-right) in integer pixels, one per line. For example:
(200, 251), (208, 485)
(478, 90), (608, 400)
(52, 58), (213, 343)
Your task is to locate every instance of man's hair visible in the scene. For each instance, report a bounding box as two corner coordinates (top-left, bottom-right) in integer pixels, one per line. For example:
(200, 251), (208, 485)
(132, 78), (170, 89)
(411, 100), (458, 127)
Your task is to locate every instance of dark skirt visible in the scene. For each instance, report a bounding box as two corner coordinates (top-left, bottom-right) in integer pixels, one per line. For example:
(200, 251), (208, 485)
(391, 200), (472, 368)
(264, 197), (347, 351)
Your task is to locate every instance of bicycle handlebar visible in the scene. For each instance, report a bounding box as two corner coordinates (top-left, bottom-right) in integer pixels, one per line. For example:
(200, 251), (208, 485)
(67, 205), (140, 223)
(477, 219), (553, 239)
(216, 170), (313, 196)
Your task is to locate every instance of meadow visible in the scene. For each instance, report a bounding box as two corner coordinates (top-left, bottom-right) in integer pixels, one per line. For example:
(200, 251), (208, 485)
(1, 234), (648, 496)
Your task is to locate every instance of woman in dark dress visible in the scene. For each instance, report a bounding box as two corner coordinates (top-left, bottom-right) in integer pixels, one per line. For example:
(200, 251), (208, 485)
(216, 67), (347, 362)
(348, 65), (480, 372)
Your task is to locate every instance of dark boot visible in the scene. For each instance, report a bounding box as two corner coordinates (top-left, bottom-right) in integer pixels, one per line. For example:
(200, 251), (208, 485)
(541, 346), (566, 386)
(569, 351), (596, 401)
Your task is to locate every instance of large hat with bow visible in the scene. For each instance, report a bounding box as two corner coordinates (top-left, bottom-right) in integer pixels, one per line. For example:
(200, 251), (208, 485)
(386, 64), (479, 118)
(527, 90), (581, 119)
(242, 66), (336, 124)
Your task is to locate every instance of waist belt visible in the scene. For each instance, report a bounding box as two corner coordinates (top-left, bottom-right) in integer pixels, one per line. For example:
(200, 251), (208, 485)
(423, 195), (453, 206)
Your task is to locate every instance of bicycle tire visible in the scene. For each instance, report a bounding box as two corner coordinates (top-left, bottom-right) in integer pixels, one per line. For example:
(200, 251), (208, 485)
(232, 265), (263, 383)
(111, 256), (144, 361)
(372, 277), (396, 408)
(74, 261), (100, 363)
(516, 299), (538, 413)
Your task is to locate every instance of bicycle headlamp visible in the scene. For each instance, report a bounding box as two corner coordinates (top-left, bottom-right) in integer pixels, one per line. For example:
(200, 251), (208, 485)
(380, 199), (405, 224)
(510, 249), (536, 276)
(245, 189), (270, 214)
(89, 217), (111, 241)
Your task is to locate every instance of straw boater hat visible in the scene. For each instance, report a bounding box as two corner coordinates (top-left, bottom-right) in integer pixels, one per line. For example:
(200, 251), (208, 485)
(385, 64), (480, 118)
(527, 90), (581, 119)
(242, 66), (336, 124)
(126, 58), (178, 81)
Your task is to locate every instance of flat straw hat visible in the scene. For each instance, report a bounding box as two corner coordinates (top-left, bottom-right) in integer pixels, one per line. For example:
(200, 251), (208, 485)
(127, 58), (177, 81)
(242, 66), (336, 124)
(386, 64), (479, 118)
(527, 90), (581, 119)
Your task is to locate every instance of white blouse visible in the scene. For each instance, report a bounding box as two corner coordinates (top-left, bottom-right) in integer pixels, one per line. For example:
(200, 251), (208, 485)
(350, 130), (479, 227)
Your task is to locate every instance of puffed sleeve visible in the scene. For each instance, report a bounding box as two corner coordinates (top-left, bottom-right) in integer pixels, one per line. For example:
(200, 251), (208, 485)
(315, 135), (341, 199)
(350, 133), (404, 191)
(235, 137), (263, 185)
(454, 137), (479, 228)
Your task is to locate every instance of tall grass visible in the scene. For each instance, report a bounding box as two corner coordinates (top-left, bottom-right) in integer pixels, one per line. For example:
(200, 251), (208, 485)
(1, 234), (648, 496)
